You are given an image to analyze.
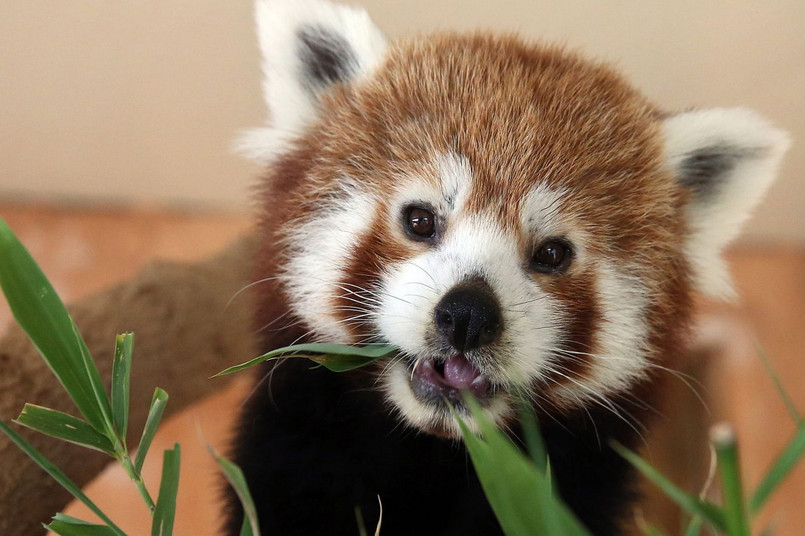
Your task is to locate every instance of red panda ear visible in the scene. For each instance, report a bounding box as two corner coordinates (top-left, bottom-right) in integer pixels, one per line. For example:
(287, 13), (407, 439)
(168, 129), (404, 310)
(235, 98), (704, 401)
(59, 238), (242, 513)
(239, 0), (387, 162)
(663, 108), (790, 300)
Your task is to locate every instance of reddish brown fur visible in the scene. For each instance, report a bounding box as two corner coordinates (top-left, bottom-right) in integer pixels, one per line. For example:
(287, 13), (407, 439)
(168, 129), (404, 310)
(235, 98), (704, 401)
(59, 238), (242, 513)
(255, 33), (694, 412)
(541, 267), (600, 384)
(335, 209), (413, 340)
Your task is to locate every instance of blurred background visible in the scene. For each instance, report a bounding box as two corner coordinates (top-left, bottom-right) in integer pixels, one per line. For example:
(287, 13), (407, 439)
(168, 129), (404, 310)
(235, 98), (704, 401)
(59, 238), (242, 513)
(1, 1), (803, 534)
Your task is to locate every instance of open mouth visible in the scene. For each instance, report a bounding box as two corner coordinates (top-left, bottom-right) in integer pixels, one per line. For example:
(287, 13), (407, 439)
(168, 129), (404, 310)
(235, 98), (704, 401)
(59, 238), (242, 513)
(409, 354), (491, 405)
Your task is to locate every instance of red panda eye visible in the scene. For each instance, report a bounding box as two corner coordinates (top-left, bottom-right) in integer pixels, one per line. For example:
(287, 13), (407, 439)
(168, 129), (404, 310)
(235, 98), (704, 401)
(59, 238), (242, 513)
(531, 239), (572, 273)
(403, 206), (436, 239)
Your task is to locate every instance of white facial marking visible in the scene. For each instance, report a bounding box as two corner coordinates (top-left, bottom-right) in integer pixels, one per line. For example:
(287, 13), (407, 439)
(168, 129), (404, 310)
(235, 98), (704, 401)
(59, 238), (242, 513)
(388, 152), (472, 220)
(521, 184), (571, 240)
(282, 187), (377, 342)
(436, 152), (473, 212)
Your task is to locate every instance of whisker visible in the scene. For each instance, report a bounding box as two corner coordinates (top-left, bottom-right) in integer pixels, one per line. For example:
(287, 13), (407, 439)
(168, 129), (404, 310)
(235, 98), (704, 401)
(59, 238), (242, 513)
(226, 275), (281, 311)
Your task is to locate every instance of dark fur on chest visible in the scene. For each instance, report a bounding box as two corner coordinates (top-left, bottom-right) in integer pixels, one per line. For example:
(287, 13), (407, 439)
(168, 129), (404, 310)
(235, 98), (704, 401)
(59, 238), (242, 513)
(223, 358), (645, 536)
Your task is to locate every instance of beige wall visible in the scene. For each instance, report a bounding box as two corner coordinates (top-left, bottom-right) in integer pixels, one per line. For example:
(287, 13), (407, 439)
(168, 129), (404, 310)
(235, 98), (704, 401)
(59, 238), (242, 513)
(2, 1), (803, 243)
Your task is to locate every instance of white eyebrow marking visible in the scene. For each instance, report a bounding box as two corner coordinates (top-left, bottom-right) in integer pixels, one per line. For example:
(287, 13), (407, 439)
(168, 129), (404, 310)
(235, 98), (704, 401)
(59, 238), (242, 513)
(436, 152), (472, 211)
(520, 183), (568, 237)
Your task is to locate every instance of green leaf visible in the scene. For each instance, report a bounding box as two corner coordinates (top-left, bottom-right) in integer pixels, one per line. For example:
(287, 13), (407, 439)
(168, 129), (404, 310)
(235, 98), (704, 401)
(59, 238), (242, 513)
(0, 420), (125, 536)
(152, 444), (181, 536)
(456, 396), (591, 536)
(711, 424), (750, 536)
(134, 387), (169, 474)
(44, 513), (119, 536)
(755, 343), (802, 424)
(14, 404), (115, 455)
(517, 398), (548, 474)
(612, 441), (726, 532)
(683, 516), (704, 536)
(751, 424), (805, 513)
(0, 219), (114, 435)
(111, 333), (134, 440)
(238, 518), (254, 536)
(355, 506), (367, 536)
(212, 448), (261, 536)
(213, 343), (397, 377)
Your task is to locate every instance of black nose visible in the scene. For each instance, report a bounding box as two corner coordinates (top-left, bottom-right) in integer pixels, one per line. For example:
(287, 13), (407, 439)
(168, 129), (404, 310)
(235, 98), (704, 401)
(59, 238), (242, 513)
(434, 279), (502, 352)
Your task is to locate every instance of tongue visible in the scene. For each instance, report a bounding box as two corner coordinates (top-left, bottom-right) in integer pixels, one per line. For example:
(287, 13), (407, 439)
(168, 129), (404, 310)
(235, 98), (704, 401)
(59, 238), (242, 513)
(443, 354), (481, 389)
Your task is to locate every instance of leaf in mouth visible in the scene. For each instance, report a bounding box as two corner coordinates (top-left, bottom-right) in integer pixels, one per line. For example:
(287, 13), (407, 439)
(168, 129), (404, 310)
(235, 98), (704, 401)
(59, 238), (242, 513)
(213, 343), (397, 377)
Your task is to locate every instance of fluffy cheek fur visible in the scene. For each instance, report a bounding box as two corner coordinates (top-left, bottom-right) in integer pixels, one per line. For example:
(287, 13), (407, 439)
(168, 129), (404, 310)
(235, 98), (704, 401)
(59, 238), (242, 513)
(279, 189), (380, 343)
(548, 263), (651, 408)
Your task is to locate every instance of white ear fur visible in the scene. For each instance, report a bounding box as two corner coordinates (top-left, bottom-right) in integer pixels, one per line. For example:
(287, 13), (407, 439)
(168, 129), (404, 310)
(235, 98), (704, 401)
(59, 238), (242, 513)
(663, 108), (790, 300)
(240, 0), (387, 163)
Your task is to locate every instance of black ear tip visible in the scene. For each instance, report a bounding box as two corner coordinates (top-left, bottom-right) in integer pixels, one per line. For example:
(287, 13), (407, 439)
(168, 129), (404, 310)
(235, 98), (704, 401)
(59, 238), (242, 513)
(296, 25), (358, 90)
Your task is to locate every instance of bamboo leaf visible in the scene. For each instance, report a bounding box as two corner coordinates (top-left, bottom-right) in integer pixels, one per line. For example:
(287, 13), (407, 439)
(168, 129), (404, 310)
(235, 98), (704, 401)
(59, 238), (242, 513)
(0, 420), (125, 535)
(238, 518), (254, 536)
(213, 343), (396, 377)
(612, 441), (726, 532)
(308, 352), (391, 373)
(355, 506), (367, 536)
(517, 398), (548, 474)
(111, 333), (134, 439)
(711, 424), (750, 536)
(14, 404), (115, 455)
(152, 444), (181, 536)
(212, 448), (261, 536)
(751, 424), (805, 513)
(456, 396), (591, 536)
(683, 516), (704, 536)
(45, 513), (119, 536)
(755, 343), (802, 424)
(0, 219), (114, 435)
(134, 388), (169, 474)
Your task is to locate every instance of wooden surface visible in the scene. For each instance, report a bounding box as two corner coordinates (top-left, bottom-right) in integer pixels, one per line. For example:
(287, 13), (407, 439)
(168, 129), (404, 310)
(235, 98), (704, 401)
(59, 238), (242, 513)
(1, 203), (803, 535)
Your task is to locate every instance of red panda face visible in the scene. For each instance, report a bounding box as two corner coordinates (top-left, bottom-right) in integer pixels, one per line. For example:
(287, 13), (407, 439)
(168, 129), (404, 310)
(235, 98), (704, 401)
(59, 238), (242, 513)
(274, 36), (689, 436)
(249, 1), (788, 437)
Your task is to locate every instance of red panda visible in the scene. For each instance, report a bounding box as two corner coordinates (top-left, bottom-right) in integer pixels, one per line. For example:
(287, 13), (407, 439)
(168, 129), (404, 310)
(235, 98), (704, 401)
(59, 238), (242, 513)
(226, 1), (790, 534)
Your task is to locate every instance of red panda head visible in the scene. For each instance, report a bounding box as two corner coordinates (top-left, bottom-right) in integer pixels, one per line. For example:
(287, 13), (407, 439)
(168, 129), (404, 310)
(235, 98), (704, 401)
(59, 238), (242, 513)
(245, 0), (789, 437)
